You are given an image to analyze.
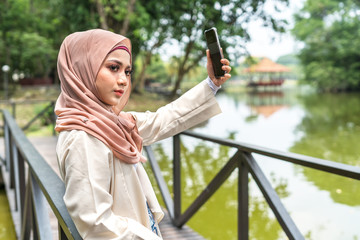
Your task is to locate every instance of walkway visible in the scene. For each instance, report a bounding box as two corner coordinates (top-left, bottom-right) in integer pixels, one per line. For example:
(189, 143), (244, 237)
(0, 136), (205, 240)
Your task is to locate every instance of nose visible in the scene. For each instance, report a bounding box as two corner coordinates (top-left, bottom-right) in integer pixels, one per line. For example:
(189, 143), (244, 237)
(117, 72), (128, 86)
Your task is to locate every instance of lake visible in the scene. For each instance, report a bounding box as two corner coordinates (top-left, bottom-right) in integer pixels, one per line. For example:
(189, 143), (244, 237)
(144, 84), (360, 240)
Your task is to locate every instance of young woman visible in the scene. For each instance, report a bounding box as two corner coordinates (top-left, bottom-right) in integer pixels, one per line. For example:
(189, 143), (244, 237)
(55, 29), (231, 239)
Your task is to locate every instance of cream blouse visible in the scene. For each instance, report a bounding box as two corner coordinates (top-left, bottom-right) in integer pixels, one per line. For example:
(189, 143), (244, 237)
(56, 80), (222, 239)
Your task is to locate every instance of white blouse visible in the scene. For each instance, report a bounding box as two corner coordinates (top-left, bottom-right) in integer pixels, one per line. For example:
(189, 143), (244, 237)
(56, 80), (222, 239)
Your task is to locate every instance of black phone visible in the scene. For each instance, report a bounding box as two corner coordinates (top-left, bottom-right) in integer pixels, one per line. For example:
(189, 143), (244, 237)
(204, 27), (225, 78)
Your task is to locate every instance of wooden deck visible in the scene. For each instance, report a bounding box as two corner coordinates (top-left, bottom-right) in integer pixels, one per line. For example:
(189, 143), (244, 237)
(0, 136), (206, 240)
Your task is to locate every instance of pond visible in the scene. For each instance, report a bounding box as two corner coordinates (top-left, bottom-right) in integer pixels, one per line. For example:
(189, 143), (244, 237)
(0, 188), (16, 240)
(144, 84), (360, 240)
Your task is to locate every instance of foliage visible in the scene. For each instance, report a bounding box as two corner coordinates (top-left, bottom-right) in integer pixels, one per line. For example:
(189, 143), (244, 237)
(33, 103), (55, 126)
(12, 32), (57, 77)
(292, 0), (360, 92)
(144, 133), (290, 240)
(159, 0), (290, 97)
(290, 91), (360, 206)
(0, 0), (63, 79)
(0, 0), (291, 96)
(276, 54), (302, 80)
(134, 54), (169, 84)
(276, 54), (299, 65)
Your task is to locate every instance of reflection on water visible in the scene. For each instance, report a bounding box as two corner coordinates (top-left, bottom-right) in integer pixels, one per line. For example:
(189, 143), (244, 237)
(290, 92), (360, 208)
(291, 92), (360, 165)
(247, 91), (288, 119)
(144, 87), (360, 240)
(145, 135), (289, 240)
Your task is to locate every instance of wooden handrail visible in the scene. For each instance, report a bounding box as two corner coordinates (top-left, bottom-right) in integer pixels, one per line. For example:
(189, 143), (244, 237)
(2, 106), (360, 240)
(145, 130), (360, 240)
(0, 100), (57, 136)
(1, 109), (81, 240)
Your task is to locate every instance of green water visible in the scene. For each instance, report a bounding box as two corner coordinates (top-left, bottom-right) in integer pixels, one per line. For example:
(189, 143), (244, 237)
(0, 188), (16, 240)
(144, 86), (360, 240)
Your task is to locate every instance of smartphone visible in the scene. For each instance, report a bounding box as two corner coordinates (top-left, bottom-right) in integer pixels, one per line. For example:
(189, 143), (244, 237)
(204, 27), (225, 78)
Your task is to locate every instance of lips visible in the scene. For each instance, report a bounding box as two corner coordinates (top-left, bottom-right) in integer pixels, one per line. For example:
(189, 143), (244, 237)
(114, 89), (124, 96)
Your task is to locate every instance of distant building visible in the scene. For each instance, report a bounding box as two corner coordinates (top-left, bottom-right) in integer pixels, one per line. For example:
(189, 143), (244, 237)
(243, 57), (291, 88)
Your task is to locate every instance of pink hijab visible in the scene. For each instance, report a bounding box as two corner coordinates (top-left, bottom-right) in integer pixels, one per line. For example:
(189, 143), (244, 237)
(55, 29), (146, 164)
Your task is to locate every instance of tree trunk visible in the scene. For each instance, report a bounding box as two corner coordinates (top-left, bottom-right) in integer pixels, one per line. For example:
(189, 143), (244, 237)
(120, 0), (136, 35)
(133, 51), (152, 93)
(95, 0), (108, 30)
(171, 71), (185, 99)
(170, 39), (204, 99)
(170, 51), (205, 99)
(132, 38), (164, 93)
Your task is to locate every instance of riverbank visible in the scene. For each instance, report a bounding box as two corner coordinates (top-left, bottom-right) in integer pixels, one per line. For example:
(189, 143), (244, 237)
(1, 85), (170, 137)
(1, 79), (299, 137)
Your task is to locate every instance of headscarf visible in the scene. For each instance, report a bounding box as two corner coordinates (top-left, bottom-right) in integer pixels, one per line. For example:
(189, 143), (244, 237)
(55, 29), (146, 164)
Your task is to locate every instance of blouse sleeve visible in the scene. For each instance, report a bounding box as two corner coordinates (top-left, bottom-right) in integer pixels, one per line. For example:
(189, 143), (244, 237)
(130, 79), (222, 146)
(57, 130), (161, 240)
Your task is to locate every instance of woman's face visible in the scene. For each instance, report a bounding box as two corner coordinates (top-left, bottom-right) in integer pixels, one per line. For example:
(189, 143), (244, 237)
(95, 49), (132, 107)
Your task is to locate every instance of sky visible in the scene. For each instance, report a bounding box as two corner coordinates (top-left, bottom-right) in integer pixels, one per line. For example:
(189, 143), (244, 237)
(159, 0), (305, 62)
(245, 0), (305, 61)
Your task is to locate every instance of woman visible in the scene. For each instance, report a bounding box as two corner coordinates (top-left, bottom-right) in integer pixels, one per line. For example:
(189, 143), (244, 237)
(55, 29), (231, 239)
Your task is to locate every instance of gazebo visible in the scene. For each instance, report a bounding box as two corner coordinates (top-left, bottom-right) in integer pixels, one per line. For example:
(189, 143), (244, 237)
(243, 57), (291, 87)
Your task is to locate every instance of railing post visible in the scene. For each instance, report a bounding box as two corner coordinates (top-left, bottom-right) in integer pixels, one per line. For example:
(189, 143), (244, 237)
(3, 122), (10, 171)
(144, 146), (174, 218)
(238, 158), (249, 240)
(21, 173), (33, 240)
(173, 134), (181, 223)
(12, 144), (26, 219)
(22, 101), (54, 132)
(18, 150), (26, 217)
(11, 143), (20, 210)
(11, 100), (16, 118)
(242, 152), (304, 240)
(176, 150), (241, 227)
(10, 136), (15, 189)
(2, 109), (82, 239)
(30, 172), (53, 239)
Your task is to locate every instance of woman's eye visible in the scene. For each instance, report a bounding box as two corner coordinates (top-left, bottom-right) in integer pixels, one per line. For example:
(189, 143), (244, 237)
(109, 65), (119, 72)
(125, 69), (133, 76)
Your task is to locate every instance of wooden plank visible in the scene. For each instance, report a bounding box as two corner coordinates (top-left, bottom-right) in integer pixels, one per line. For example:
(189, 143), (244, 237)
(159, 210), (205, 240)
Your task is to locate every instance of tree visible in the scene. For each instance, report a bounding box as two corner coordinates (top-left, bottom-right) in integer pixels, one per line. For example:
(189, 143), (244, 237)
(129, 0), (172, 93)
(92, 0), (291, 96)
(1, 0), (291, 96)
(0, 0), (35, 74)
(163, 0), (290, 98)
(292, 0), (360, 92)
(0, 0), (71, 82)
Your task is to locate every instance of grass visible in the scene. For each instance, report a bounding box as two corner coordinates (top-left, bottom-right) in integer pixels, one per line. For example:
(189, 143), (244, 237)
(4, 78), (297, 136)
(1, 86), (172, 137)
(124, 91), (170, 112)
(1, 79), (300, 137)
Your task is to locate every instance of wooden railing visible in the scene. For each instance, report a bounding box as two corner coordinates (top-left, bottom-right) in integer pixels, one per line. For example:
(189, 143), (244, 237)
(1, 109), (81, 240)
(144, 131), (360, 240)
(2, 106), (360, 240)
(0, 100), (56, 135)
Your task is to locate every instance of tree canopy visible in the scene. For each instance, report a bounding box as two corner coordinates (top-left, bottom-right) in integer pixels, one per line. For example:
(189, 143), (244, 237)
(1, 0), (291, 97)
(292, 0), (360, 92)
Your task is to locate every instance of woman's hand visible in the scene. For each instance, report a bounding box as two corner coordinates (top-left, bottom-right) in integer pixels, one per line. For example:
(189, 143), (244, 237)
(206, 49), (232, 87)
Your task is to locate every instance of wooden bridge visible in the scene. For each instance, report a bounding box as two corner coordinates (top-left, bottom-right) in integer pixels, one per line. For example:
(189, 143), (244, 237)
(1, 136), (204, 240)
(1, 107), (360, 240)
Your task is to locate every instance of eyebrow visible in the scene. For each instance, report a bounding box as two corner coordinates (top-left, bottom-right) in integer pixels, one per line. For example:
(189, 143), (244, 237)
(106, 59), (131, 68)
